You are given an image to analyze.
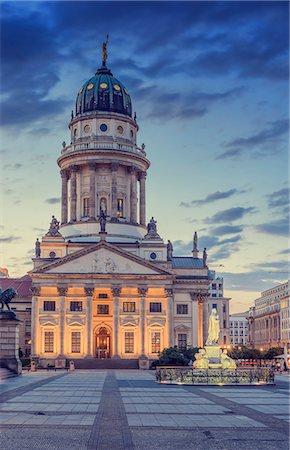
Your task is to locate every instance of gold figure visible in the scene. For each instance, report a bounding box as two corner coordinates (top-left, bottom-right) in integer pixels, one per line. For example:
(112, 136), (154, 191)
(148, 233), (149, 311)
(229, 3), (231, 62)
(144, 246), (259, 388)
(102, 34), (109, 66)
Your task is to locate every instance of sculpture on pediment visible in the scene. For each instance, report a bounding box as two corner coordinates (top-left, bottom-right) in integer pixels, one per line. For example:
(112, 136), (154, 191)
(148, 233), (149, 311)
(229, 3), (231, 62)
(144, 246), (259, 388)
(167, 240), (173, 261)
(145, 217), (160, 239)
(206, 308), (220, 345)
(203, 247), (207, 266)
(35, 238), (41, 258)
(46, 215), (61, 236)
(99, 210), (107, 233)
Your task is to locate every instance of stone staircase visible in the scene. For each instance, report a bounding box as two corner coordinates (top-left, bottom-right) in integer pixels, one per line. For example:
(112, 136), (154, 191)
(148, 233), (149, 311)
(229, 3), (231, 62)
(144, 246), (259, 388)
(72, 358), (139, 369)
(0, 367), (18, 381)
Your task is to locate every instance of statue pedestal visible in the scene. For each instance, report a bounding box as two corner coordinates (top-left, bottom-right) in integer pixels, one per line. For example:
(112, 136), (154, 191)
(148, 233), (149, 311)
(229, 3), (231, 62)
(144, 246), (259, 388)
(99, 232), (107, 242)
(0, 311), (22, 375)
(205, 346), (222, 368)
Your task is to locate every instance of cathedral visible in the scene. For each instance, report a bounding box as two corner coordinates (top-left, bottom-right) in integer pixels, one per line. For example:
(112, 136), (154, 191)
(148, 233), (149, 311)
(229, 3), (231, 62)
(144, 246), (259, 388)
(29, 44), (229, 367)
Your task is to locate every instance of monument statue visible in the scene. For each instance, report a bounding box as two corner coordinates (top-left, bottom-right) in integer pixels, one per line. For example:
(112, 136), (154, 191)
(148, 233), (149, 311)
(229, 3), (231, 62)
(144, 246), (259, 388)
(203, 247), (207, 266)
(35, 238), (41, 258)
(0, 287), (17, 311)
(147, 217), (157, 234)
(167, 240), (173, 261)
(193, 231), (198, 250)
(100, 198), (107, 214)
(221, 349), (236, 369)
(193, 349), (209, 369)
(46, 215), (60, 236)
(206, 308), (220, 345)
(99, 210), (107, 233)
(102, 34), (109, 66)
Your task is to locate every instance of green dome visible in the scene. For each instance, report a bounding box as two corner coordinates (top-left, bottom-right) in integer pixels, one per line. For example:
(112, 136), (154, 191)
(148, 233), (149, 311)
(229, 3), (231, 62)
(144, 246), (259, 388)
(76, 65), (132, 117)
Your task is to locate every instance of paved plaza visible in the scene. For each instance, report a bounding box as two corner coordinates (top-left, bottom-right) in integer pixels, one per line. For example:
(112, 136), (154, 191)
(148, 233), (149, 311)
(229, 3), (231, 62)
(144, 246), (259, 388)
(0, 370), (289, 449)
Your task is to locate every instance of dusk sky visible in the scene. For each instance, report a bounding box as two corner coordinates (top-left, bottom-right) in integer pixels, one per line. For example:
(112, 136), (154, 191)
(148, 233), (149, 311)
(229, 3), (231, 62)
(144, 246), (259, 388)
(0, 1), (289, 313)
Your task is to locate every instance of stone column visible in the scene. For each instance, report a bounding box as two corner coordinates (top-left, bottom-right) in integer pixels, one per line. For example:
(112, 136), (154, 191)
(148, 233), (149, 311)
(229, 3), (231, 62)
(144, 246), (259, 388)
(138, 287), (148, 356)
(165, 288), (174, 347)
(139, 171), (146, 226)
(190, 292), (204, 347)
(89, 163), (96, 220)
(30, 286), (41, 357)
(111, 162), (119, 221)
(190, 293), (199, 347)
(57, 286), (68, 356)
(112, 287), (121, 357)
(70, 165), (78, 222)
(84, 286), (94, 357)
(129, 166), (137, 223)
(60, 170), (68, 224)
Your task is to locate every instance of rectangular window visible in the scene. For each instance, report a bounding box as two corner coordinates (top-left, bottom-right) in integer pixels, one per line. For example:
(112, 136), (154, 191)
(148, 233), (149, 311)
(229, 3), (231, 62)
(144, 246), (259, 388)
(223, 336), (227, 344)
(124, 332), (134, 353)
(83, 198), (89, 217)
(117, 198), (124, 217)
(123, 302), (136, 313)
(44, 331), (54, 352)
(223, 320), (227, 328)
(44, 301), (55, 311)
(212, 293), (217, 298)
(212, 303), (217, 310)
(178, 333), (187, 349)
(223, 304), (226, 313)
(71, 331), (81, 353)
(97, 304), (109, 315)
(176, 304), (188, 314)
(98, 293), (108, 299)
(211, 283), (216, 290)
(70, 301), (83, 312)
(150, 302), (162, 313)
(151, 332), (161, 353)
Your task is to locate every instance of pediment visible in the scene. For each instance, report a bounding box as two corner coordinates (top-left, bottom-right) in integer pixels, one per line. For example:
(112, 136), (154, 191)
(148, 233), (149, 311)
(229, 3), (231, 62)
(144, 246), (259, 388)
(120, 317), (139, 327)
(174, 324), (191, 332)
(31, 241), (172, 276)
(66, 318), (85, 326)
(147, 317), (166, 327)
(39, 317), (58, 326)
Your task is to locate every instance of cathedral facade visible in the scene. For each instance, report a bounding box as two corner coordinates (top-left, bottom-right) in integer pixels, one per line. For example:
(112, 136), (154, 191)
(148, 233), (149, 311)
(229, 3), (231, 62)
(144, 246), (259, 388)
(29, 49), (229, 367)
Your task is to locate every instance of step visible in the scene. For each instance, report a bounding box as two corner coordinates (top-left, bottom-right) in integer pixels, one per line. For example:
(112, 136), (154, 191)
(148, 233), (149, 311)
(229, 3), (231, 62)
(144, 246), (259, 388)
(0, 367), (18, 380)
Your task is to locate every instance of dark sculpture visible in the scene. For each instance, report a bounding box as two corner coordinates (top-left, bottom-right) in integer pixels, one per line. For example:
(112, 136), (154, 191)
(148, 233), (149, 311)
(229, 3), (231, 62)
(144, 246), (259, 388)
(193, 232), (198, 251)
(99, 210), (107, 233)
(46, 215), (60, 236)
(0, 287), (17, 311)
(147, 217), (157, 235)
(35, 238), (41, 258)
(203, 248), (207, 266)
(167, 240), (173, 261)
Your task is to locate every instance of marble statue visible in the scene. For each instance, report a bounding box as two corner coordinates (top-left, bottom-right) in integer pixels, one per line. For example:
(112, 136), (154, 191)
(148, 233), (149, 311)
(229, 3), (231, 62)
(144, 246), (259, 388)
(167, 240), (173, 261)
(193, 349), (209, 369)
(35, 238), (41, 258)
(99, 210), (106, 233)
(46, 216), (60, 236)
(206, 308), (220, 345)
(221, 349), (236, 369)
(203, 247), (207, 266)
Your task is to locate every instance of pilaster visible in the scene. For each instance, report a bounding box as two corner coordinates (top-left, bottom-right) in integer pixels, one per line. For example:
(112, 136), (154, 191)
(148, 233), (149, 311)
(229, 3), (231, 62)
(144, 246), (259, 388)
(60, 169), (68, 224)
(165, 288), (174, 347)
(111, 286), (121, 357)
(138, 287), (148, 356)
(57, 286), (68, 356)
(70, 165), (78, 222)
(84, 286), (94, 356)
(30, 286), (41, 357)
(139, 171), (146, 226)
(89, 163), (97, 220)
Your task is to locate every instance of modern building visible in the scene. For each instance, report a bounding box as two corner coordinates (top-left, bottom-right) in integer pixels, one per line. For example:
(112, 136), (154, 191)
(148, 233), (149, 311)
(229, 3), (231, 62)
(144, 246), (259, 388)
(0, 275), (32, 357)
(229, 312), (249, 346)
(248, 280), (290, 350)
(28, 47), (230, 367)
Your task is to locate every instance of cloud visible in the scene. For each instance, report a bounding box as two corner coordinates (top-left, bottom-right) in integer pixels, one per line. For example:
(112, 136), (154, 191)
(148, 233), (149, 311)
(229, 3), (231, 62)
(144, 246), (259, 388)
(2, 163), (23, 170)
(217, 119), (288, 159)
(180, 189), (241, 207)
(205, 207), (256, 224)
(0, 236), (20, 243)
(45, 197), (61, 204)
(211, 225), (243, 236)
(266, 188), (289, 209)
(255, 218), (289, 237)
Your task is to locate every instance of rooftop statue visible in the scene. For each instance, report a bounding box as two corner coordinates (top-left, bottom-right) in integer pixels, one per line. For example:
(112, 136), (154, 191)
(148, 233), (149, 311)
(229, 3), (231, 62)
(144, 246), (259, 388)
(206, 308), (220, 345)
(147, 217), (157, 235)
(203, 247), (207, 266)
(99, 210), (107, 233)
(46, 215), (61, 236)
(167, 240), (173, 261)
(193, 231), (198, 250)
(0, 287), (17, 311)
(35, 238), (41, 258)
(102, 34), (109, 66)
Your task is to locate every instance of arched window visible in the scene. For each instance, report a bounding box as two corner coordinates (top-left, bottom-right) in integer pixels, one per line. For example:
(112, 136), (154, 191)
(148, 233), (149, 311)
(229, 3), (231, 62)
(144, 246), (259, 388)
(117, 198), (124, 217)
(100, 197), (107, 215)
(83, 198), (89, 217)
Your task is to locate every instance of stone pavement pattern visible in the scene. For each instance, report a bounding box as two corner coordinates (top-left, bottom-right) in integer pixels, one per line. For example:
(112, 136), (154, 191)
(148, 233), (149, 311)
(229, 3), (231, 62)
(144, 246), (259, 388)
(0, 370), (289, 449)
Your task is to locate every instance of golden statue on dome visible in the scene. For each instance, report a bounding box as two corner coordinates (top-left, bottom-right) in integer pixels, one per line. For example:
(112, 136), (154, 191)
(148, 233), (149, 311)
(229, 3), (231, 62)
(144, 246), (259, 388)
(102, 34), (109, 66)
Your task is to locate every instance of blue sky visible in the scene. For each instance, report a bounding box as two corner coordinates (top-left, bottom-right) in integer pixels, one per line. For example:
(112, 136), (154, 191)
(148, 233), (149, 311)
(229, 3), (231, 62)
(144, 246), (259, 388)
(0, 1), (289, 313)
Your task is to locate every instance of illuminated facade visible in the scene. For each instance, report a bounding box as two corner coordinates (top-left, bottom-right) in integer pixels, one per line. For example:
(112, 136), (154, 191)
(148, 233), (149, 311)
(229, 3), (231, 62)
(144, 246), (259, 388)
(29, 50), (229, 366)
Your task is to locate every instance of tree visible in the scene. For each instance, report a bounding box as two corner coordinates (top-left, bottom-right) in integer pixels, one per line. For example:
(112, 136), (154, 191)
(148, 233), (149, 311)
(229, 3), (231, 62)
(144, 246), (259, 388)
(157, 346), (200, 366)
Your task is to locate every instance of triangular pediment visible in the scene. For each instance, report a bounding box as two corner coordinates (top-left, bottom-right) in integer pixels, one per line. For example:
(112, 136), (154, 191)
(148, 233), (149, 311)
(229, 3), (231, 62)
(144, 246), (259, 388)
(31, 241), (172, 276)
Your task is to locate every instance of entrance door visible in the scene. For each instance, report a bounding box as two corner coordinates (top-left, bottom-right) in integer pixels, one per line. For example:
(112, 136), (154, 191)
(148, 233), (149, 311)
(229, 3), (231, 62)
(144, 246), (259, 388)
(96, 327), (111, 359)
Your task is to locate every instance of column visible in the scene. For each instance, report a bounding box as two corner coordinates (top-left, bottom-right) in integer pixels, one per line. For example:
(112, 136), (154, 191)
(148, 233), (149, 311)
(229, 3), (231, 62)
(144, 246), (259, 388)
(139, 171), (146, 226)
(30, 286), (41, 357)
(198, 297), (204, 347)
(57, 286), (68, 356)
(111, 162), (119, 221)
(84, 286), (94, 356)
(138, 287), (148, 356)
(190, 292), (204, 347)
(70, 165), (78, 222)
(60, 170), (68, 224)
(89, 163), (96, 220)
(129, 166), (137, 223)
(112, 287), (121, 357)
(191, 296), (199, 347)
(165, 288), (174, 347)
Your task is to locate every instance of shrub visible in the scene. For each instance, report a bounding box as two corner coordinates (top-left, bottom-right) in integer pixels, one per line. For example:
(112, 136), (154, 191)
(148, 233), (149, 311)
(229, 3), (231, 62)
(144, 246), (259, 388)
(157, 346), (200, 366)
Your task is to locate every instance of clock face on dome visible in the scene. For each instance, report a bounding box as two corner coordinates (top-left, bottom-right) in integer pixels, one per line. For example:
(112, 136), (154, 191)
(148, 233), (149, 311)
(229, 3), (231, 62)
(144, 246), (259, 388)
(113, 84), (121, 91)
(87, 83), (94, 90)
(100, 83), (108, 89)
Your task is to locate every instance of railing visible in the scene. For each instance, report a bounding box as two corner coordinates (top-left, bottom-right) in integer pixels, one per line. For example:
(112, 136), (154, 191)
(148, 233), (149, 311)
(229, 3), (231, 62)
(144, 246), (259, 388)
(155, 366), (275, 385)
(61, 141), (147, 157)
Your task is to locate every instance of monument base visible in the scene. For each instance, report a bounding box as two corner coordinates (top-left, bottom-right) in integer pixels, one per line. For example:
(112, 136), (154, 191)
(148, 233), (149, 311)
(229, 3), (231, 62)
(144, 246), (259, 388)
(0, 311), (22, 375)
